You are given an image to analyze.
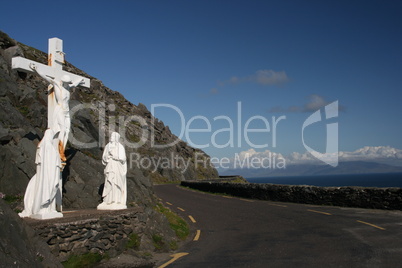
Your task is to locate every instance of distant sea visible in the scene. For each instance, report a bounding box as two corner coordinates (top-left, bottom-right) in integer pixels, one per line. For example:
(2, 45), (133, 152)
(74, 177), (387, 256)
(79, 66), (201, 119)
(246, 173), (402, 188)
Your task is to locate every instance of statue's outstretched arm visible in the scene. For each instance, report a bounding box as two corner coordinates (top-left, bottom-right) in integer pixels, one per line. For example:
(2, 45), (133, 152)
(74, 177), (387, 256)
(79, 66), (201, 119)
(70, 78), (85, 88)
(29, 63), (54, 85)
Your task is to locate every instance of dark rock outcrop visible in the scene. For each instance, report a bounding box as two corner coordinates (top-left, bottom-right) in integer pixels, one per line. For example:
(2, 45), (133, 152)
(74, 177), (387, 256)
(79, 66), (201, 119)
(0, 198), (62, 267)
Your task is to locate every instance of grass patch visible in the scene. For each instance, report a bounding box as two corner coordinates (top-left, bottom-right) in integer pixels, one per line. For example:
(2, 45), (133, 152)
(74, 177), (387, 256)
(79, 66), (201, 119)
(154, 203), (189, 240)
(152, 234), (165, 250)
(154, 180), (181, 185)
(169, 240), (178, 250)
(149, 172), (170, 184)
(62, 252), (104, 268)
(127, 132), (140, 143)
(139, 251), (153, 258)
(17, 106), (29, 116)
(3, 194), (23, 204)
(180, 185), (232, 198)
(126, 233), (140, 250)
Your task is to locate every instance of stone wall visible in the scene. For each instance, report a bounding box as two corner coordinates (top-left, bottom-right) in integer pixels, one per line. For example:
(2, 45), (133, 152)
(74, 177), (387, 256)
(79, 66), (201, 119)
(25, 208), (148, 262)
(181, 181), (402, 210)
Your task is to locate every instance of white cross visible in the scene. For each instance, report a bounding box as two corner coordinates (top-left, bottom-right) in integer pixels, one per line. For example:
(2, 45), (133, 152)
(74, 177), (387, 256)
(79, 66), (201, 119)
(11, 38), (90, 129)
(12, 38), (90, 87)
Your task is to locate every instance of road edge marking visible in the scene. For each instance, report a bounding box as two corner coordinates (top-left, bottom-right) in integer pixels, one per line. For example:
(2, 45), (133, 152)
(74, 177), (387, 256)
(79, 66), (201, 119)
(158, 252), (189, 268)
(356, 220), (386, 230)
(193, 230), (201, 241)
(269, 203), (288, 208)
(307, 209), (332, 215)
(177, 207), (185, 212)
(188, 215), (196, 223)
(166, 202), (173, 206)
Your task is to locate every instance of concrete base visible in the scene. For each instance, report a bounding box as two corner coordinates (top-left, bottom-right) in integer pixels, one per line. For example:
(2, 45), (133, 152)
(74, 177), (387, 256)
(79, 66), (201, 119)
(97, 202), (127, 210)
(19, 211), (64, 220)
(30, 211), (63, 220)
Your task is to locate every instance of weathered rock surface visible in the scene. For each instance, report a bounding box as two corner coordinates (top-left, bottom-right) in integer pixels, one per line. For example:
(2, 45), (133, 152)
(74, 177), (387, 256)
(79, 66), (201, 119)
(0, 198), (62, 267)
(0, 31), (218, 210)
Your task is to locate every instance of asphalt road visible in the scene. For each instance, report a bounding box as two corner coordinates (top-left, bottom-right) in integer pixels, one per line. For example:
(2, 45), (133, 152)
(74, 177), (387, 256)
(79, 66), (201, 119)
(154, 184), (402, 268)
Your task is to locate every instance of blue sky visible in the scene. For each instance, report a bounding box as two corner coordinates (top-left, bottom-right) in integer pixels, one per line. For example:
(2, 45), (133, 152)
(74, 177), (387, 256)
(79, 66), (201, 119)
(2, 0), (402, 163)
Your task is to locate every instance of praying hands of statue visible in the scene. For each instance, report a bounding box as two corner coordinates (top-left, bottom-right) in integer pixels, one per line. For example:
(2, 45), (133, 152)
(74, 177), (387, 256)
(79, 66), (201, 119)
(107, 150), (122, 163)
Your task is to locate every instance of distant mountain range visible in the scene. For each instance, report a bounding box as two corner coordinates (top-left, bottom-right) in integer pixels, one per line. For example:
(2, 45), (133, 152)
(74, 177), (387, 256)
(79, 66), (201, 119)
(219, 161), (402, 178)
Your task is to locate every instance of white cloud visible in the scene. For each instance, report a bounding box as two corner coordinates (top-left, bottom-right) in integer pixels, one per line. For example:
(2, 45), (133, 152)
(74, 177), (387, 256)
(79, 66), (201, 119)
(219, 69), (289, 87)
(252, 70), (289, 85)
(237, 148), (285, 161)
(287, 146), (402, 165)
(269, 94), (346, 113)
(222, 148), (286, 169)
(339, 146), (402, 160)
(226, 146), (402, 169)
(303, 94), (329, 112)
(210, 88), (219, 95)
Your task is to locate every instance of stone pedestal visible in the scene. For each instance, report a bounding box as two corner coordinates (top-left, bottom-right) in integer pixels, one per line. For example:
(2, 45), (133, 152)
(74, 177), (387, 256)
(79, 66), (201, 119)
(30, 211), (63, 220)
(97, 203), (127, 210)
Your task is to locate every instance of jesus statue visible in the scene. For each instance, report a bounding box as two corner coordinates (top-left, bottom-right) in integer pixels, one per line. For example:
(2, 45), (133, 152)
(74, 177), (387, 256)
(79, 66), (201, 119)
(30, 63), (84, 162)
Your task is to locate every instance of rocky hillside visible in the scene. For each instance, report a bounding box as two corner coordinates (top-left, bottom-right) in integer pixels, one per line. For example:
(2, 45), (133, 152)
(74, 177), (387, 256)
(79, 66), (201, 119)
(0, 31), (218, 209)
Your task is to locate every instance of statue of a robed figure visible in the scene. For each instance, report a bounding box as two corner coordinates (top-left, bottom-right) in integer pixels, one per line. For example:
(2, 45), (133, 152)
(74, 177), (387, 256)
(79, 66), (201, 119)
(97, 132), (127, 210)
(18, 129), (63, 219)
(13, 38), (90, 219)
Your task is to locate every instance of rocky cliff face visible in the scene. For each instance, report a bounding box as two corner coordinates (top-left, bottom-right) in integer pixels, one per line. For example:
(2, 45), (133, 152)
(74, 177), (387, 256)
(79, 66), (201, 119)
(0, 198), (62, 267)
(0, 31), (218, 209)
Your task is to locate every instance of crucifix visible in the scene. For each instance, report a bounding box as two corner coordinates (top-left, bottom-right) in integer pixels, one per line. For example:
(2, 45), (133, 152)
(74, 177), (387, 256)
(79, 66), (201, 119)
(12, 38), (90, 162)
(14, 38), (90, 219)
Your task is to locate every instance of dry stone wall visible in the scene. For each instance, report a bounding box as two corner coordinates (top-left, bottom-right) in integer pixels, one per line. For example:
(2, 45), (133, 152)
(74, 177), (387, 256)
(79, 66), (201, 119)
(181, 181), (402, 210)
(25, 208), (148, 262)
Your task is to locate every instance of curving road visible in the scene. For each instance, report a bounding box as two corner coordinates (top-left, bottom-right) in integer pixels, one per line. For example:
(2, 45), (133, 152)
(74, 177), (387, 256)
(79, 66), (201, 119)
(154, 184), (402, 267)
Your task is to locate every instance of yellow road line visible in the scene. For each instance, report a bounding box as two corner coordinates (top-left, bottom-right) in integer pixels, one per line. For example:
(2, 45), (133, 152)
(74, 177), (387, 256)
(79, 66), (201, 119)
(356, 220), (386, 230)
(177, 207), (185, 212)
(193, 230), (201, 241)
(222, 195), (233, 199)
(166, 202), (173, 206)
(240, 198), (254, 202)
(307, 209), (332, 215)
(158, 252), (189, 268)
(269, 203), (288, 208)
(188, 215), (196, 223)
